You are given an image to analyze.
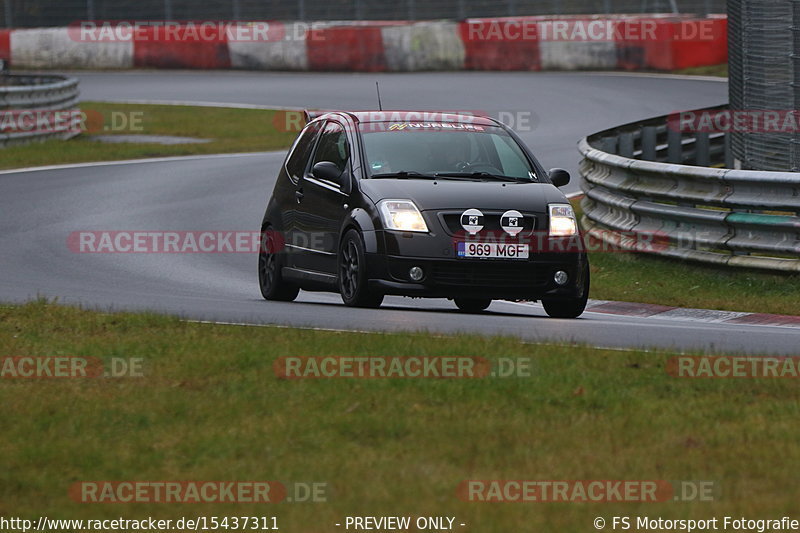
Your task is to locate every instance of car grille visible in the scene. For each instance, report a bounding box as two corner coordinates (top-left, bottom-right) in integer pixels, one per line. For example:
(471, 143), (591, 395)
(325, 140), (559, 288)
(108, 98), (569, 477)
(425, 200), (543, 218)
(431, 262), (550, 288)
(439, 211), (539, 236)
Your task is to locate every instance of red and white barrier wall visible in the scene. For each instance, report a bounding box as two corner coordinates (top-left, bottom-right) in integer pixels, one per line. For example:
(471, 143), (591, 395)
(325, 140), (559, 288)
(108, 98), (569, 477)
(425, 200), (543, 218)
(0, 15), (727, 72)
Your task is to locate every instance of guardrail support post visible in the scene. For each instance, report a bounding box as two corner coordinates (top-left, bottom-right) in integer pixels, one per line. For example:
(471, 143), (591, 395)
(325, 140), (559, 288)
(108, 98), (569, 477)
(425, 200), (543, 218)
(619, 132), (634, 158)
(724, 133), (733, 169)
(667, 128), (682, 163)
(641, 126), (657, 161)
(600, 136), (617, 155)
(695, 132), (710, 167)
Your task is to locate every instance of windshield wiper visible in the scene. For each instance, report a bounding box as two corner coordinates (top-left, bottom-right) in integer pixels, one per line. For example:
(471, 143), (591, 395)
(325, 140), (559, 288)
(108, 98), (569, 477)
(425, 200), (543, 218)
(370, 171), (436, 179)
(434, 172), (530, 182)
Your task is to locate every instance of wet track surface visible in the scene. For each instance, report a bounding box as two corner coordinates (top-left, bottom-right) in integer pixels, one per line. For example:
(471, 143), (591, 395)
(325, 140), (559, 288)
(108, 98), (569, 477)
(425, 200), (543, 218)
(6, 71), (794, 354)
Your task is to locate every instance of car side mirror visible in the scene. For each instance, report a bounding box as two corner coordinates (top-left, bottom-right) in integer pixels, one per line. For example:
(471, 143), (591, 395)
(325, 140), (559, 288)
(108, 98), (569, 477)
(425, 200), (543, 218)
(311, 161), (345, 185)
(549, 168), (570, 188)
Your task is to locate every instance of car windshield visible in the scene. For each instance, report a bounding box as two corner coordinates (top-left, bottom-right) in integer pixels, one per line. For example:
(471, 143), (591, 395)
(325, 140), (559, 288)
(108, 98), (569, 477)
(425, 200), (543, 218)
(360, 122), (538, 181)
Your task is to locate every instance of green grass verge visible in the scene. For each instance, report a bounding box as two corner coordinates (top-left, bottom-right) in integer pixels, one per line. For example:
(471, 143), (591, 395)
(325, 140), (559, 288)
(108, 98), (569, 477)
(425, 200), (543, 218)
(0, 102), (298, 170)
(1, 301), (800, 529)
(672, 64), (728, 77)
(572, 199), (800, 315)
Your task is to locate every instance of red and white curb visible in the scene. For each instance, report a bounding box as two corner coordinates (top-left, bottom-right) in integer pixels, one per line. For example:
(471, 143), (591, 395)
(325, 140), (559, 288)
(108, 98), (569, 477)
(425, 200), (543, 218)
(584, 299), (800, 328)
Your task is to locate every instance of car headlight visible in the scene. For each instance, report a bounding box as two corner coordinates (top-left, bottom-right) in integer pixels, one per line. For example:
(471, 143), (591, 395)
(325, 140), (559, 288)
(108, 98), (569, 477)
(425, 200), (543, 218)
(378, 199), (429, 233)
(548, 203), (578, 237)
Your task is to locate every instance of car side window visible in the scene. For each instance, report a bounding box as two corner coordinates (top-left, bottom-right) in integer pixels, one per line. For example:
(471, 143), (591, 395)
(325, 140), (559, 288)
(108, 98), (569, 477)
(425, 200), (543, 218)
(311, 122), (350, 174)
(285, 121), (322, 183)
(491, 134), (533, 178)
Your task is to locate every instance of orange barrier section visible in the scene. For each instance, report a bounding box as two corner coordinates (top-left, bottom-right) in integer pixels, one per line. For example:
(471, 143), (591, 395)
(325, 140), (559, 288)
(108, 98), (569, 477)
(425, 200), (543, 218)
(0, 30), (10, 66)
(617, 16), (727, 70)
(670, 17), (727, 69)
(307, 26), (387, 71)
(459, 19), (540, 71)
(133, 24), (231, 69)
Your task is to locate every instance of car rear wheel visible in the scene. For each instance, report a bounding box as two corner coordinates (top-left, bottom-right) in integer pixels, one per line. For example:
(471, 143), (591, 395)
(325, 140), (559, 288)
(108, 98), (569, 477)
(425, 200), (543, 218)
(258, 226), (299, 302)
(454, 297), (492, 313)
(339, 229), (384, 308)
(542, 263), (590, 318)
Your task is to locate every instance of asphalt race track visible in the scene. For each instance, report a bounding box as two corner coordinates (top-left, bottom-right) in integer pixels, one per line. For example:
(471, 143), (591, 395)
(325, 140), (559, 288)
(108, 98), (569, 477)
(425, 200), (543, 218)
(74, 70), (729, 192)
(4, 70), (797, 355)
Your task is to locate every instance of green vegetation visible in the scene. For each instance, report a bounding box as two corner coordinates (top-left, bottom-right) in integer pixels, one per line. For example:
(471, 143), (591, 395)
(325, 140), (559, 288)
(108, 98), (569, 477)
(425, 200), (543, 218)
(0, 102), (298, 170)
(1, 301), (799, 529)
(587, 248), (800, 314)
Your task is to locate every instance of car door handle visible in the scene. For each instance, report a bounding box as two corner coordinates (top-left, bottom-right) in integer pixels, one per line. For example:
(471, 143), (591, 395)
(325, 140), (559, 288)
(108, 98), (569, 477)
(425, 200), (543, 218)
(295, 189), (304, 202)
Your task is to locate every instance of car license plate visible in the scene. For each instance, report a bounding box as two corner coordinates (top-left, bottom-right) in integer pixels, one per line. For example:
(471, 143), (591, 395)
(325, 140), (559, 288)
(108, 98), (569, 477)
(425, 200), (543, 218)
(457, 242), (529, 260)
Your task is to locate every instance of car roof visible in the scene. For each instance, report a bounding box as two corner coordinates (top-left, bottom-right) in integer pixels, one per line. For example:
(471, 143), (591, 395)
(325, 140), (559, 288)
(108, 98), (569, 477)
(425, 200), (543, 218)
(305, 110), (501, 127)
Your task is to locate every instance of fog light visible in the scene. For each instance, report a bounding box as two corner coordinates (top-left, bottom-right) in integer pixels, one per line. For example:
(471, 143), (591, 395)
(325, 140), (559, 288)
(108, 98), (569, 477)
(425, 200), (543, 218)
(554, 270), (569, 285)
(409, 266), (424, 282)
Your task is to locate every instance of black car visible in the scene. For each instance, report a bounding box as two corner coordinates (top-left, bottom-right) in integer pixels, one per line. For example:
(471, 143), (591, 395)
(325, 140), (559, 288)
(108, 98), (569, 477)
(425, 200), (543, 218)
(259, 111), (589, 318)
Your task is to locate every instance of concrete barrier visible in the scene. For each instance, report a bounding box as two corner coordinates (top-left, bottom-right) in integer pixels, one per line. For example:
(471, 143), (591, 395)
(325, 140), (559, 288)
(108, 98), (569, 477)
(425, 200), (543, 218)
(617, 15), (727, 71)
(0, 30), (10, 66)
(459, 18), (540, 71)
(2, 15), (728, 73)
(307, 25), (386, 71)
(538, 18), (618, 70)
(382, 21), (464, 71)
(669, 16), (727, 70)
(10, 28), (132, 69)
(133, 24), (231, 69)
(229, 23), (309, 71)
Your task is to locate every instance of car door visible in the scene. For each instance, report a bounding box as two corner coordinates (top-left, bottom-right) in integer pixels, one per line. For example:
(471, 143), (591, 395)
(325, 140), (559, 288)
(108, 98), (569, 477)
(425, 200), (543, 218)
(280, 120), (323, 269)
(292, 120), (352, 275)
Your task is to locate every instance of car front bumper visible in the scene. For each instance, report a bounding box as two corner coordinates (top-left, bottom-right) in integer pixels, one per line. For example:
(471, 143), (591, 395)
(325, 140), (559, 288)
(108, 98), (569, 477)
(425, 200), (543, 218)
(363, 229), (588, 300)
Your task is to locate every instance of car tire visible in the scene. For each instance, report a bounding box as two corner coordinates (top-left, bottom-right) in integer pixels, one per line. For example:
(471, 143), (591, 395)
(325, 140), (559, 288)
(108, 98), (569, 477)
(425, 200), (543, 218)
(339, 229), (384, 308)
(542, 262), (590, 319)
(454, 298), (492, 313)
(258, 226), (300, 302)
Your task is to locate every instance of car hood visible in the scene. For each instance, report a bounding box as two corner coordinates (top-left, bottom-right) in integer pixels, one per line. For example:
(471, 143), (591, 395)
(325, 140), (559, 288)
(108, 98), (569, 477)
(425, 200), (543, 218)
(359, 178), (567, 212)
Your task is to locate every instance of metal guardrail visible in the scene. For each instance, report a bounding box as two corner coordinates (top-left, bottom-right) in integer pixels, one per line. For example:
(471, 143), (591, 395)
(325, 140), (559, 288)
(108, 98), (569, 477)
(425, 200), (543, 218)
(579, 105), (800, 273)
(0, 74), (81, 147)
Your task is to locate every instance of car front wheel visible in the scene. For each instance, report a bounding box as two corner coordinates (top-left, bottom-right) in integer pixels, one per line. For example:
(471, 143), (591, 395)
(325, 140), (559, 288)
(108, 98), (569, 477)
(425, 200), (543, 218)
(339, 229), (384, 308)
(542, 263), (590, 318)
